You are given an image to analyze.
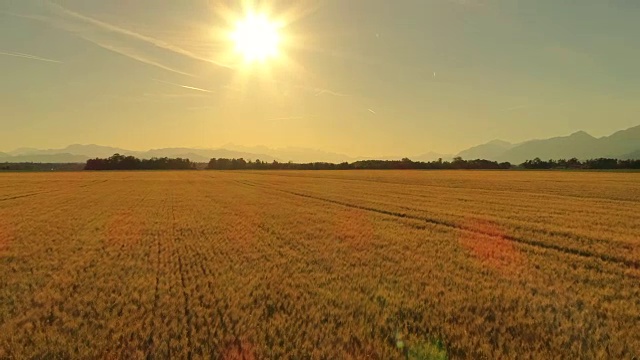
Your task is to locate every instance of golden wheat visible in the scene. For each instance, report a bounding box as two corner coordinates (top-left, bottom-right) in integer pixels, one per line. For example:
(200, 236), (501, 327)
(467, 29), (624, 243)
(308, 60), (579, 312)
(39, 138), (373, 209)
(0, 170), (638, 359)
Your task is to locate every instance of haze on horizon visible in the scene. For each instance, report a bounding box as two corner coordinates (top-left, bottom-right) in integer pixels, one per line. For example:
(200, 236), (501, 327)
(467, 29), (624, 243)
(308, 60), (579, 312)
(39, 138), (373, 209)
(1, 0), (639, 158)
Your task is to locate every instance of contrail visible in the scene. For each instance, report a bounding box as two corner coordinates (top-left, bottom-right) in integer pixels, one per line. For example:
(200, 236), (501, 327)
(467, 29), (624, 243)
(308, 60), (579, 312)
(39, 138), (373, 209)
(46, 1), (233, 70)
(4, 10), (193, 77)
(86, 40), (194, 77)
(152, 78), (213, 93)
(0, 51), (62, 63)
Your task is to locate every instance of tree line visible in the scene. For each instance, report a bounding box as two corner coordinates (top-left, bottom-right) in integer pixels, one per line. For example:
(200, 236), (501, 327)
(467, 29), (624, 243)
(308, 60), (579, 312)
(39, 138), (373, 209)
(0, 163), (85, 172)
(206, 157), (512, 170)
(71, 154), (640, 171)
(522, 157), (640, 169)
(85, 154), (196, 170)
(206, 156), (640, 170)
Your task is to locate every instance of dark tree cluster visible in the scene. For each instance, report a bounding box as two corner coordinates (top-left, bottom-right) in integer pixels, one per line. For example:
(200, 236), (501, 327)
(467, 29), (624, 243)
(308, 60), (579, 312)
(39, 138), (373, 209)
(1, 163), (85, 172)
(85, 154), (195, 170)
(351, 157), (512, 170)
(207, 158), (352, 170)
(521, 157), (640, 170)
(206, 157), (512, 170)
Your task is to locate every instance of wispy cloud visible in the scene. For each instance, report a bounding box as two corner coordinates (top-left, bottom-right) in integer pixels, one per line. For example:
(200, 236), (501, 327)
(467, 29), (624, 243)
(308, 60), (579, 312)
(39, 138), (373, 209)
(187, 105), (217, 111)
(501, 104), (531, 112)
(0, 51), (62, 63)
(143, 93), (209, 99)
(448, 0), (487, 8)
(267, 116), (309, 122)
(313, 88), (350, 97)
(261, 80), (352, 99)
(500, 99), (574, 113)
(45, 1), (232, 70)
(152, 78), (213, 93)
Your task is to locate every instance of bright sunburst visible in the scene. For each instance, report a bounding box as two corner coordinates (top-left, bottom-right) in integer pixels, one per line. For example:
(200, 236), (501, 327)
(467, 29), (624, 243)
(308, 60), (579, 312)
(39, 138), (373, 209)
(231, 13), (281, 63)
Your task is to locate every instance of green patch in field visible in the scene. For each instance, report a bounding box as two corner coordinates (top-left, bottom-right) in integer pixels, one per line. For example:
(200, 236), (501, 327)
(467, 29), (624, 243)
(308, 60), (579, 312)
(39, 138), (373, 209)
(406, 339), (447, 360)
(395, 333), (448, 360)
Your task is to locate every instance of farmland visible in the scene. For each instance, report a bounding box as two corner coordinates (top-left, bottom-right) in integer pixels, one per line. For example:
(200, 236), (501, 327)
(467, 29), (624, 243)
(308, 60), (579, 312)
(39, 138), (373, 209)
(0, 170), (639, 359)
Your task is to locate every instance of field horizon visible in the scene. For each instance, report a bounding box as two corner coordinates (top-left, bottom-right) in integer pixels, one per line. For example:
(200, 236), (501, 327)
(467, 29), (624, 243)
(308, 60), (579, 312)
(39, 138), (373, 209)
(2, 122), (639, 165)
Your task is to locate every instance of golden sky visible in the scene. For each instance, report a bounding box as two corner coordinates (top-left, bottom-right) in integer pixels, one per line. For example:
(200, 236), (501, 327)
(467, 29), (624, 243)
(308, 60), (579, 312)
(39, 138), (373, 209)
(1, 0), (639, 157)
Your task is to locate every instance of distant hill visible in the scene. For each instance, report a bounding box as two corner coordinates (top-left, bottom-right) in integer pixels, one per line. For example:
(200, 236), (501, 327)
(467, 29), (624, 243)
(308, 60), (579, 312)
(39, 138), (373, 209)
(222, 144), (356, 163)
(457, 140), (514, 160)
(1, 145), (278, 163)
(7, 147), (39, 155)
(212, 145), (453, 163)
(0, 153), (89, 163)
(598, 125), (640, 157)
(456, 125), (640, 163)
(8, 144), (128, 158)
(621, 149), (640, 160)
(141, 148), (277, 163)
(498, 131), (599, 164)
(412, 152), (453, 162)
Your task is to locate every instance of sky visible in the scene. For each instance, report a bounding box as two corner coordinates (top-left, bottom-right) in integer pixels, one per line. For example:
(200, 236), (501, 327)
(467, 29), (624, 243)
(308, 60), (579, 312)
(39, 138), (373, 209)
(1, 0), (639, 157)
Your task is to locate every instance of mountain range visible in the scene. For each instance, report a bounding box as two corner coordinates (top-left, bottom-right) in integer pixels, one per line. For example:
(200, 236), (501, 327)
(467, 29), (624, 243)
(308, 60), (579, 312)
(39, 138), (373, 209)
(1, 125), (638, 164)
(459, 125), (640, 164)
(0, 145), (278, 164)
(0, 144), (452, 164)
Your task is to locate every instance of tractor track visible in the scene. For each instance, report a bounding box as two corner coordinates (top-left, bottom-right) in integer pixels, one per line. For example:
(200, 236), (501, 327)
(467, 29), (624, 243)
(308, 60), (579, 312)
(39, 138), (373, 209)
(170, 191), (193, 360)
(234, 179), (639, 270)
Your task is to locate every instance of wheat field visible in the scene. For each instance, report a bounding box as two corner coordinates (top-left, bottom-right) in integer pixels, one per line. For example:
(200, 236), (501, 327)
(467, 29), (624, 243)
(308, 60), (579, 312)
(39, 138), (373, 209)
(0, 170), (638, 359)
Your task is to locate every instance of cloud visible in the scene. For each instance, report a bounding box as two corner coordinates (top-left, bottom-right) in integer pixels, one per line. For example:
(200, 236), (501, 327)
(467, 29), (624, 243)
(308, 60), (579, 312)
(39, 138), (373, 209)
(0, 50), (62, 63)
(152, 78), (213, 93)
(45, 1), (233, 70)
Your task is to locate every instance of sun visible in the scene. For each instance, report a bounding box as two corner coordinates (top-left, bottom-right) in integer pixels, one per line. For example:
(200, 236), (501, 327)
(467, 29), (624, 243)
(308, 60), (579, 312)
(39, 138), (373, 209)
(231, 13), (281, 63)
